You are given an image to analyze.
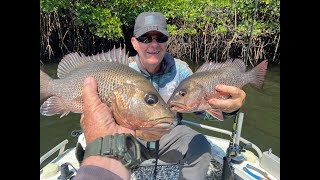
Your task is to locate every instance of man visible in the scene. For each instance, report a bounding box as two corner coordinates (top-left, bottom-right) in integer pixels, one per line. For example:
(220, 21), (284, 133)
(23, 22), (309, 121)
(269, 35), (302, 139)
(129, 12), (245, 179)
(77, 12), (246, 180)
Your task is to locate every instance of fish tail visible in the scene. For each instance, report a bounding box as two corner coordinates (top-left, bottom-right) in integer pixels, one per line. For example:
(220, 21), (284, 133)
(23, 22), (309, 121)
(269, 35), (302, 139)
(40, 68), (53, 101)
(248, 60), (268, 89)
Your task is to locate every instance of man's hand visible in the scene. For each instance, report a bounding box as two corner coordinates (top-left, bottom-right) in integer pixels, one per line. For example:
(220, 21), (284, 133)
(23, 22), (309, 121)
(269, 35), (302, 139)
(81, 76), (135, 144)
(207, 84), (246, 113)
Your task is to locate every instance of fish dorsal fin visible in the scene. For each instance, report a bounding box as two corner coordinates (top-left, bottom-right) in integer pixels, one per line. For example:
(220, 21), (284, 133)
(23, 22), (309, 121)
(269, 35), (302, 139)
(195, 58), (246, 73)
(57, 44), (129, 78)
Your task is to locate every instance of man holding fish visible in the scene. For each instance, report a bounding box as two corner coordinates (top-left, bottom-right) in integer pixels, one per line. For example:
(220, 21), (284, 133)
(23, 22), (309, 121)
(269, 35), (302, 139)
(75, 12), (247, 179)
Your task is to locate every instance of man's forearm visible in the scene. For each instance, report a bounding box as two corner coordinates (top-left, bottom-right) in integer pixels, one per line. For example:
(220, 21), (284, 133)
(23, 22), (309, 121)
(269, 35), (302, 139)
(77, 156), (130, 180)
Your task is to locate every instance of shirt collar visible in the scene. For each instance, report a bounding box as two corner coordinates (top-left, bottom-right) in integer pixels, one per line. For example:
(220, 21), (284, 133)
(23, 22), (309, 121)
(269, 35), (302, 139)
(133, 52), (175, 76)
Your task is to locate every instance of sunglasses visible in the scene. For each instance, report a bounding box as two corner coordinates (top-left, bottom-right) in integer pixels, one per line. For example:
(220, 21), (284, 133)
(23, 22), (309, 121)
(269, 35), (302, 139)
(136, 35), (168, 43)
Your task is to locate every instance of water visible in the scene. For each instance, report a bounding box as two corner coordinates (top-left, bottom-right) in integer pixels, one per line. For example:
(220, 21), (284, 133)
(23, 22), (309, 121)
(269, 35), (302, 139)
(40, 62), (280, 167)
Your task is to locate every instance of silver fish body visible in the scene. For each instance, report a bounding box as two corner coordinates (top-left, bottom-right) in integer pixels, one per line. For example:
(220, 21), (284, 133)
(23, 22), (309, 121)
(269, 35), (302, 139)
(168, 58), (268, 121)
(40, 46), (176, 141)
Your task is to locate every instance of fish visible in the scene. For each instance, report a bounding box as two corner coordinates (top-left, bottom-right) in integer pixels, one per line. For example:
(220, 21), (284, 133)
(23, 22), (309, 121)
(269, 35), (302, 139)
(40, 46), (177, 141)
(167, 58), (268, 121)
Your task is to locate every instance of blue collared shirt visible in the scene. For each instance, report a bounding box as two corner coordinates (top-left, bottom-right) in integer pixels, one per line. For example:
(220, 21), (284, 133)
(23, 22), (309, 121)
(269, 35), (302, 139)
(129, 52), (193, 103)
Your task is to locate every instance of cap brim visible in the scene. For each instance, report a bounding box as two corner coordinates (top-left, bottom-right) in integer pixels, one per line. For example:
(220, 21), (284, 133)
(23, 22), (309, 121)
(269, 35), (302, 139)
(135, 27), (169, 38)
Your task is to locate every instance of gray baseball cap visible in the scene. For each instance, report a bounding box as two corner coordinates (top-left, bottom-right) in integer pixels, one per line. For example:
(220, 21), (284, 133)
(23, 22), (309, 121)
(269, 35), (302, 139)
(134, 12), (169, 38)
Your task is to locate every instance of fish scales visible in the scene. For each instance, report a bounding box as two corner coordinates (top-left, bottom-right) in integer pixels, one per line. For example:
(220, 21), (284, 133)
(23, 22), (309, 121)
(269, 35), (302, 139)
(187, 67), (250, 93)
(50, 62), (137, 103)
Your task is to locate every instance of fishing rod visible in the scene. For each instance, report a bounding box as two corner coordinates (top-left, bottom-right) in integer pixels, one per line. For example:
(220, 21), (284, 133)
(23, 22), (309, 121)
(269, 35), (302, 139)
(221, 112), (253, 180)
(221, 0), (259, 179)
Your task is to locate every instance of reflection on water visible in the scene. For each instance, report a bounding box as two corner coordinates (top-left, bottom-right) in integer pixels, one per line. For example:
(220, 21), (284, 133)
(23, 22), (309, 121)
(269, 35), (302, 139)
(40, 63), (280, 166)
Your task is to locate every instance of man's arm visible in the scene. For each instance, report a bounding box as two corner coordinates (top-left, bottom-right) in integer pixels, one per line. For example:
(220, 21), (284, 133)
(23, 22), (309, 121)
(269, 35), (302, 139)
(73, 77), (135, 180)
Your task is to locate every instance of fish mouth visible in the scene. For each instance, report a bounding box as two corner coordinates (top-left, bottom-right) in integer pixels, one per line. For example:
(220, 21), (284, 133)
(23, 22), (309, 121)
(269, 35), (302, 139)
(140, 117), (177, 130)
(153, 119), (178, 129)
(169, 102), (190, 112)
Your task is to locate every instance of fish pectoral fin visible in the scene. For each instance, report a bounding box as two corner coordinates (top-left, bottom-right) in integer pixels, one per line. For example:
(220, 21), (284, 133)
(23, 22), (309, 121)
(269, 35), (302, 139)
(40, 96), (71, 117)
(60, 112), (70, 118)
(205, 109), (224, 121)
(197, 102), (212, 110)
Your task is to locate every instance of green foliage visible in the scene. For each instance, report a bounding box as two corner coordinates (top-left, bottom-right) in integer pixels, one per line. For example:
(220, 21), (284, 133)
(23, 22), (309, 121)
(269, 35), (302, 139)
(40, 0), (279, 39)
(73, 2), (123, 39)
(40, 0), (280, 63)
(214, 25), (228, 34)
(40, 0), (124, 40)
(40, 0), (70, 13)
(167, 24), (178, 35)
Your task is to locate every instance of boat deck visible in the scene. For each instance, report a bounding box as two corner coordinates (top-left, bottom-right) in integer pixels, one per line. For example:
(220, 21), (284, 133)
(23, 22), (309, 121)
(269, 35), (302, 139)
(40, 115), (280, 180)
(40, 135), (279, 180)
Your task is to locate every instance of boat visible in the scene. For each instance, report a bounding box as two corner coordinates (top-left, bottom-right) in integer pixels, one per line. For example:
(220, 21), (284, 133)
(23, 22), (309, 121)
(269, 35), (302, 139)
(40, 112), (280, 180)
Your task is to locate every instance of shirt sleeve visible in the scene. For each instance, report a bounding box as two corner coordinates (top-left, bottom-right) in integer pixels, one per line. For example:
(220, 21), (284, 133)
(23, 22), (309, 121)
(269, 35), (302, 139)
(73, 165), (123, 180)
(194, 110), (239, 121)
(176, 59), (193, 81)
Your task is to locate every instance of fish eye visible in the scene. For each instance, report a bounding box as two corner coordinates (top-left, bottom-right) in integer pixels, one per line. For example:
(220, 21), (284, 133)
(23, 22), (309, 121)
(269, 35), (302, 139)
(144, 94), (158, 105)
(179, 90), (187, 96)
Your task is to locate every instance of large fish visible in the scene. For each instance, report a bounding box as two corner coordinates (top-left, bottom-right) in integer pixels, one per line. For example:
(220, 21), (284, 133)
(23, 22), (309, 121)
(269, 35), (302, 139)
(167, 58), (268, 121)
(40, 46), (176, 141)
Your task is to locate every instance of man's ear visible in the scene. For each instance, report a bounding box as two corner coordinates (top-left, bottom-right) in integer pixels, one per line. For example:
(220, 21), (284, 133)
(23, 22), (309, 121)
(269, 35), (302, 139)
(131, 37), (138, 50)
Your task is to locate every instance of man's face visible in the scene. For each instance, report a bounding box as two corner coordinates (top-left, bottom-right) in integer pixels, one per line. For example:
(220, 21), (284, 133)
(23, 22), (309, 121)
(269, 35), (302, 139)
(131, 31), (168, 69)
